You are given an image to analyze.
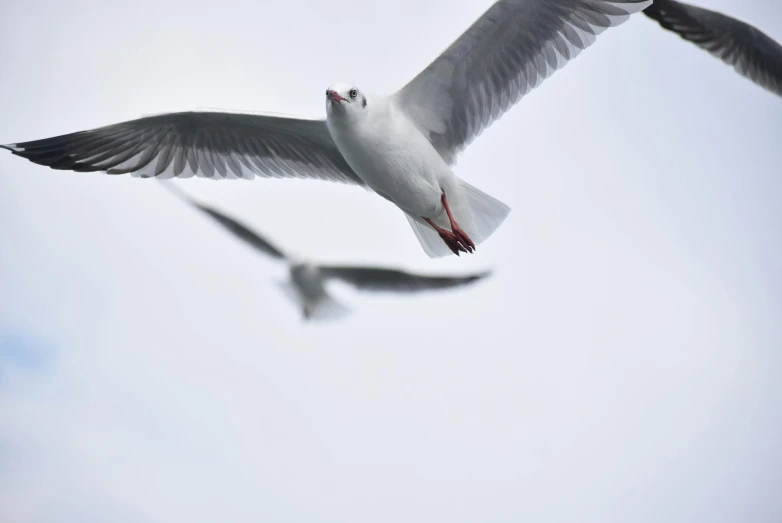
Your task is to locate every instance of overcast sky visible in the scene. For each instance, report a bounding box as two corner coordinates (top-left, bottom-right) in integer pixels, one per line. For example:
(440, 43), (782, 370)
(1, 0), (781, 521)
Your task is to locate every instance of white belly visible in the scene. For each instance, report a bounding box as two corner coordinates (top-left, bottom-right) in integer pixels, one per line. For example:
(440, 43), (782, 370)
(327, 101), (453, 218)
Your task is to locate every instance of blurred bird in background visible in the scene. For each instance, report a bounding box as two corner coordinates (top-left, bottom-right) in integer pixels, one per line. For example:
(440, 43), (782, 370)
(163, 184), (491, 321)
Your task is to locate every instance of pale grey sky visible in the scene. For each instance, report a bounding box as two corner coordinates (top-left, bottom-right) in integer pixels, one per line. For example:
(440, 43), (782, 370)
(1, 1), (781, 522)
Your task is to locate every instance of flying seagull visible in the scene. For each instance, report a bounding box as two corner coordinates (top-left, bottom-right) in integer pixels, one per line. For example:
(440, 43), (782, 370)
(0, 0), (651, 258)
(163, 184), (491, 320)
(644, 0), (782, 97)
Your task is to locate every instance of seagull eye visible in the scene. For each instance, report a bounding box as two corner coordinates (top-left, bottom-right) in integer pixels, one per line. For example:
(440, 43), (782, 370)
(349, 88), (358, 99)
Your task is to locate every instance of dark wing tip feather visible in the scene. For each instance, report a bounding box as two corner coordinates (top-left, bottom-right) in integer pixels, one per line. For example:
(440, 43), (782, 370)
(644, 0), (782, 98)
(438, 270), (493, 287)
(321, 266), (493, 292)
(1, 112), (364, 184)
(462, 270), (493, 283)
(1, 143), (22, 152)
(1, 131), (104, 171)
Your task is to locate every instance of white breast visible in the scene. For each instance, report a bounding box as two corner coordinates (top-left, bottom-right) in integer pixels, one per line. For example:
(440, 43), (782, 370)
(326, 96), (451, 217)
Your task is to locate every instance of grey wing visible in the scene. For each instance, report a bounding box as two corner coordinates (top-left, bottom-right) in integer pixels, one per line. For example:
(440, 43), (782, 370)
(644, 0), (782, 98)
(169, 186), (288, 260)
(320, 266), (491, 292)
(393, 0), (652, 165)
(1, 111), (363, 184)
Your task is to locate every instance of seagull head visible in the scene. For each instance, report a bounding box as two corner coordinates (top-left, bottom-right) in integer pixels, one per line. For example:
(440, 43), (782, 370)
(325, 82), (367, 117)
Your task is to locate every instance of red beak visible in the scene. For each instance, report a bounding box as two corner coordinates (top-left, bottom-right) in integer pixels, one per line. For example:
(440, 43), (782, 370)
(327, 90), (348, 104)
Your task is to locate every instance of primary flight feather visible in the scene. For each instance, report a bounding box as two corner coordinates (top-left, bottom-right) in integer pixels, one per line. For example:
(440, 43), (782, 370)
(643, 1), (782, 98)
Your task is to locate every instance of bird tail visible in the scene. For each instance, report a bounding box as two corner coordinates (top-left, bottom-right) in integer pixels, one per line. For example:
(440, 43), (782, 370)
(405, 178), (511, 258)
(275, 280), (351, 322)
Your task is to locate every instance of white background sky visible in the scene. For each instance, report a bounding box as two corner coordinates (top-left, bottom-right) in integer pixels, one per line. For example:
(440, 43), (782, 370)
(1, 1), (781, 521)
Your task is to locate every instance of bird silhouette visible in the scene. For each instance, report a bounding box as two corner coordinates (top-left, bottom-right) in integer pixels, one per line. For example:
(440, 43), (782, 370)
(164, 184), (492, 321)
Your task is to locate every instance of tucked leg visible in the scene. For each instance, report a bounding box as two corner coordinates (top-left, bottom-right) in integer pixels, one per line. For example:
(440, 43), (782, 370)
(422, 190), (476, 255)
(424, 217), (470, 256)
(440, 190), (476, 251)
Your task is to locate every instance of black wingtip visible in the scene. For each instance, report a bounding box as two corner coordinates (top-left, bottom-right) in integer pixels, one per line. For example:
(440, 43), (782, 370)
(467, 270), (493, 284)
(0, 143), (23, 153)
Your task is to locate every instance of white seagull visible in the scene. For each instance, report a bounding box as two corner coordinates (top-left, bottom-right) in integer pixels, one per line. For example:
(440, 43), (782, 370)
(644, 1), (782, 97)
(164, 184), (492, 320)
(1, 0), (652, 258)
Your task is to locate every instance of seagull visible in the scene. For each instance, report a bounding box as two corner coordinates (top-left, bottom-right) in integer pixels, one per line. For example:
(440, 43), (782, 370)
(0, 0), (652, 258)
(644, 1), (782, 97)
(163, 184), (492, 320)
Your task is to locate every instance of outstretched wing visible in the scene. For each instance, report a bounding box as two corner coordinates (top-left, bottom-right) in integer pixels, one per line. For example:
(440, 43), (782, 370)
(644, 0), (782, 98)
(2, 111), (363, 184)
(163, 183), (287, 260)
(394, 0), (652, 165)
(320, 266), (491, 292)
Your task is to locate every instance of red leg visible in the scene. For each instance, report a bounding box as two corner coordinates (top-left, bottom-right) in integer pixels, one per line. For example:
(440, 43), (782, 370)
(422, 190), (476, 255)
(424, 217), (469, 256)
(440, 191), (476, 251)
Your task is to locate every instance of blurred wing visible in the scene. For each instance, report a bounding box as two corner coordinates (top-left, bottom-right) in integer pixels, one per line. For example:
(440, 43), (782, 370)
(1, 111), (363, 184)
(320, 266), (491, 292)
(644, 0), (782, 97)
(194, 205), (288, 261)
(394, 0), (651, 165)
(180, 195), (288, 261)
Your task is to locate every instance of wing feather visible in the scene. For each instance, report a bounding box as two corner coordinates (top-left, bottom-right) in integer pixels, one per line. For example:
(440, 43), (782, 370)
(163, 183), (289, 261)
(644, 0), (782, 98)
(320, 266), (491, 292)
(395, 0), (651, 165)
(2, 111), (363, 185)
